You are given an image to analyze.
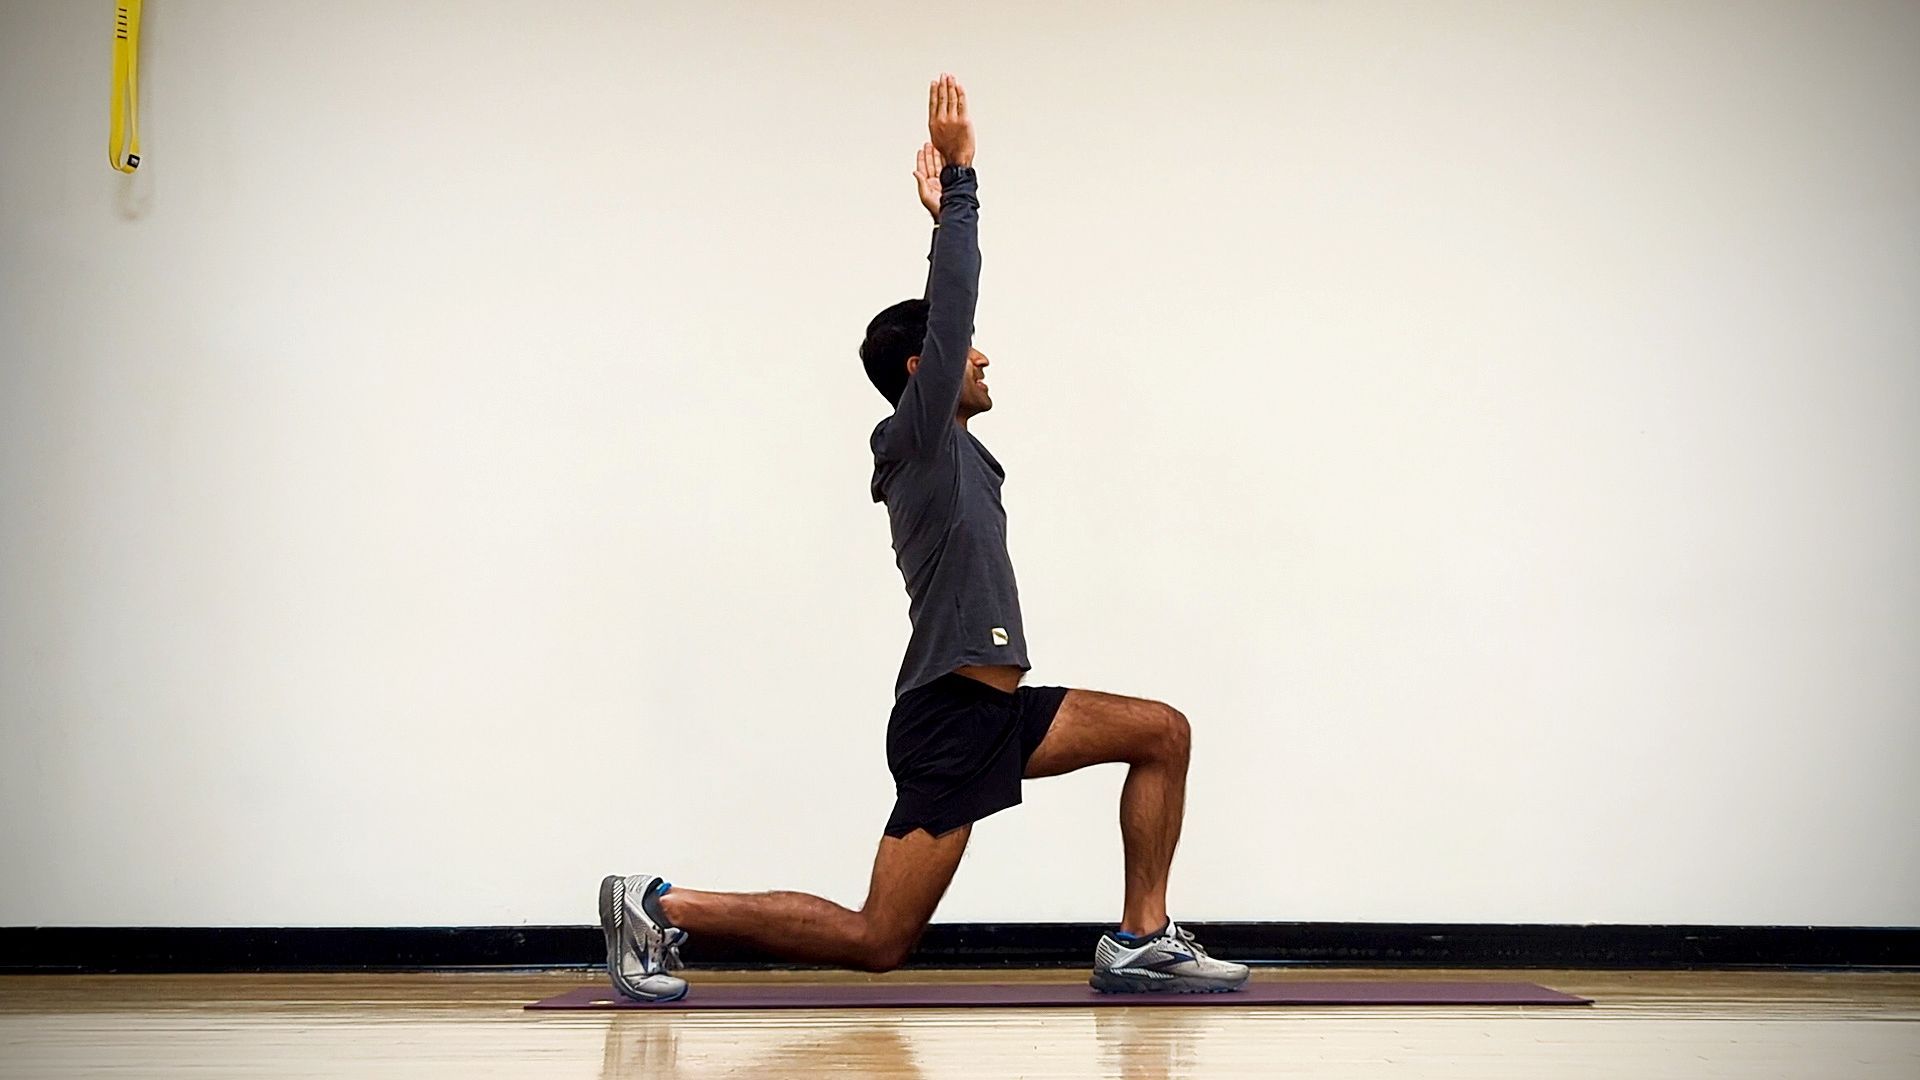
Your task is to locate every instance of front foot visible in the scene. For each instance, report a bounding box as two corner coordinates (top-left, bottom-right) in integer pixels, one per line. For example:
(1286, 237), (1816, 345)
(1089, 921), (1250, 994)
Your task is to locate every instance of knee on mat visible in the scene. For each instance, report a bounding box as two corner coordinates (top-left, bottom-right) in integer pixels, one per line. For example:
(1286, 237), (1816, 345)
(854, 931), (918, 973)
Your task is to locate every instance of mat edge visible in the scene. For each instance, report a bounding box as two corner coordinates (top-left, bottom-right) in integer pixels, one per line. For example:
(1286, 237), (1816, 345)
(523, 981), (1596, 1011)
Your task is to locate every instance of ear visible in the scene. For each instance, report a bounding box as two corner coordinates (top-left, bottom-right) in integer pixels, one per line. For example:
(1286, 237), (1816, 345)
(905, 355), (921, 377)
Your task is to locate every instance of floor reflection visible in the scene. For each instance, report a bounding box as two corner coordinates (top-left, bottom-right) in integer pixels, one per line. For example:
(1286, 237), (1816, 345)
(1095, 1007), (1202, 1080)
(599, 1012), (926, 1080)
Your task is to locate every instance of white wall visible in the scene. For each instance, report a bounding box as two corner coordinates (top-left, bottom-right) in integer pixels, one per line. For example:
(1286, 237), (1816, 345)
(2, 0), (1916, 929)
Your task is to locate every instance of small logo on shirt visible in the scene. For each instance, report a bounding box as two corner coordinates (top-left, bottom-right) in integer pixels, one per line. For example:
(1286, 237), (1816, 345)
(991, 627), (1009, 646)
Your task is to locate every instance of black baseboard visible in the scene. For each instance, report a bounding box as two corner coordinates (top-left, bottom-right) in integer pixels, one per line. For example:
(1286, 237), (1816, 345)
(3, 923), (1914, 973)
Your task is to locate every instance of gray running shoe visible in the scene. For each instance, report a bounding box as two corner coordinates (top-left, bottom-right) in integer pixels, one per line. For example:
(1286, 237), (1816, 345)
(598, 873), (690, 1003)
(1090, 921), (1249, 993)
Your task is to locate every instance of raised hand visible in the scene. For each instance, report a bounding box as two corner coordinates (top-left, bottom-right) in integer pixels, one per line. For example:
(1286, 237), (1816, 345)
(914, 142), (945, 221)
(927, 73), (974, 168)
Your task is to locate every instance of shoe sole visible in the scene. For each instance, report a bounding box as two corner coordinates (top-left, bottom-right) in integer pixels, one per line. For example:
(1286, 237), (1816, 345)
(599, 875), (689, 1003)
(1089, 969), (1248, 994)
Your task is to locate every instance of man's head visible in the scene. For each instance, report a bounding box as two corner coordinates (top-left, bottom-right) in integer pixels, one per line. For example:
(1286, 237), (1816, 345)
(860, 299), (993, 419)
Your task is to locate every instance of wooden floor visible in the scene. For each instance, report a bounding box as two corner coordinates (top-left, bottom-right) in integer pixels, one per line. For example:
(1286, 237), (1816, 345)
(3, 967), (1917, 1078)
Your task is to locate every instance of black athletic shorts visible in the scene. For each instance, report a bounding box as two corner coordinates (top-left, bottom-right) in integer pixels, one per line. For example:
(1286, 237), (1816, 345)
(884, 672), (1070, 839)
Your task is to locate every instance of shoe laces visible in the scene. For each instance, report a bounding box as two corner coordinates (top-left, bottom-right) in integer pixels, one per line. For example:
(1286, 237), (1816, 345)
(1170, 923), (1213, 960)
(658, 927), (688, 972)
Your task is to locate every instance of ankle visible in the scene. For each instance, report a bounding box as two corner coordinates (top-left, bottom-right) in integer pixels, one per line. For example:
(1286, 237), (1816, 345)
(1117, 916), (1169, 939)
(652, 884), (689, 928)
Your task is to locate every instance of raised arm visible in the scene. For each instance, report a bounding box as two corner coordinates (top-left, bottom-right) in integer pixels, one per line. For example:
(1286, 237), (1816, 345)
(880, 75), (979, 461)
(914, 142), (945, 296)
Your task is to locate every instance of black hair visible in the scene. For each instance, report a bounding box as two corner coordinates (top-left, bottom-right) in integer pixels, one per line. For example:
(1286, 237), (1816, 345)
(859, 298), (928, 405)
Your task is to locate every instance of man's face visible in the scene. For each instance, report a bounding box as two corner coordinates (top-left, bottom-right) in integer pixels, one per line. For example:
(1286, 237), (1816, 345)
(959, 347), (992, 417)
(907, 347), (993, 418)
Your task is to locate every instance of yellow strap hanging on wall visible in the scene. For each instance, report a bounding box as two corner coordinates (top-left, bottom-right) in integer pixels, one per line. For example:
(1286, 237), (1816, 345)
(109, 0), (143, 172)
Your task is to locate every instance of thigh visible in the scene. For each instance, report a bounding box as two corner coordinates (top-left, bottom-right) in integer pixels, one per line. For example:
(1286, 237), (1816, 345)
(860, 824), (971, 941)
(1022, 688), (1172, 779)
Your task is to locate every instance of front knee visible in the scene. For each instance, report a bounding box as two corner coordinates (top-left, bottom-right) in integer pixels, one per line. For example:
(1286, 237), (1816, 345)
(1156, 703), (1191, 763)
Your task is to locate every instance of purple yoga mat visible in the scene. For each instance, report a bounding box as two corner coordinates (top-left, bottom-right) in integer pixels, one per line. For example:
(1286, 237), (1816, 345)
(527, 980), (1591, 1010)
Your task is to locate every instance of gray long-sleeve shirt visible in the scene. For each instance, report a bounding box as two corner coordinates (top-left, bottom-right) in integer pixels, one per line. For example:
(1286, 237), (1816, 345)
(869, 165), (1031, 699)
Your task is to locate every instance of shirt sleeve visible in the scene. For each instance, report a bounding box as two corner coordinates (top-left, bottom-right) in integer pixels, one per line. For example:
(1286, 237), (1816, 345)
(876, 164), (980, 462)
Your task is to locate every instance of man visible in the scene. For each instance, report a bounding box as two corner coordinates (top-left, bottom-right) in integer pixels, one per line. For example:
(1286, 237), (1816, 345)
(599, 75), (1247, 1001)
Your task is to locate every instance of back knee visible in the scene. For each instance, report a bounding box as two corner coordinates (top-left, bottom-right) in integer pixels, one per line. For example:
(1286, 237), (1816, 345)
(853, 927), (919, 973)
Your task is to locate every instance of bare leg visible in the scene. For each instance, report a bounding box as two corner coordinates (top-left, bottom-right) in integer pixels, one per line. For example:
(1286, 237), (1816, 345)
(1023, 690), (1191, 935)
(655, 825), (970, 972)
